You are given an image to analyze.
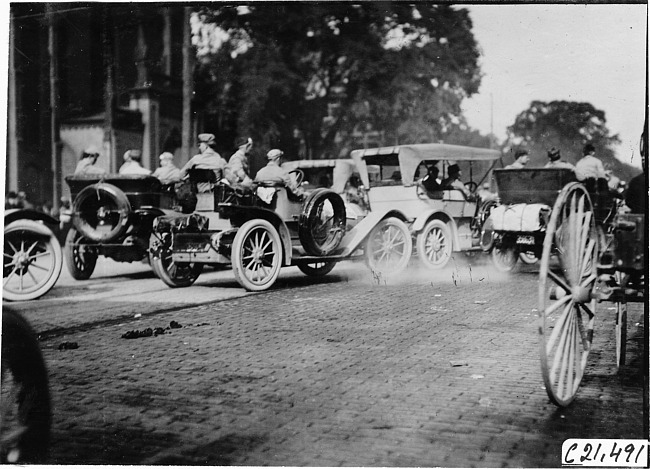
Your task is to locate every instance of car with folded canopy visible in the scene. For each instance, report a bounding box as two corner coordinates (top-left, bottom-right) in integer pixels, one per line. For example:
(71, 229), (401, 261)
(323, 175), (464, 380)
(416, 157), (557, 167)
(333, 143), (501, 269)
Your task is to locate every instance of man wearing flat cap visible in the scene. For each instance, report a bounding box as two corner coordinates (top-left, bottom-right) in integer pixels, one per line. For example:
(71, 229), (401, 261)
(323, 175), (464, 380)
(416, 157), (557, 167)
(180, 133), (227, 179)
(153, 152), (182, 184)
(119, 149), (151, 175)
(74, 146), (106, 175)
(255, 149), (305, 197)
(224, 137), (254, 188)
(544, 147), (574, 169)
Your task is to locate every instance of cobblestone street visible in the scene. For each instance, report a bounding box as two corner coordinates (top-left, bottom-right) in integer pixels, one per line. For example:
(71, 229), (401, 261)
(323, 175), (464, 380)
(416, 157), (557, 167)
(13, 259), (645, 467)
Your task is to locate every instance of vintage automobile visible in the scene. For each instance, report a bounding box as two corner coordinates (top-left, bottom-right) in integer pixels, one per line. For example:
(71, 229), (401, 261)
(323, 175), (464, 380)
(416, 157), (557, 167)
(64, 174), (180, 279)
(3, 209), (63, 301)
(482, 168), (617, 272)
(283, 157), (378, 224)
(281, 158), (340, 192)
(338, 144), (502, 269)
(149, 158), (420, 291)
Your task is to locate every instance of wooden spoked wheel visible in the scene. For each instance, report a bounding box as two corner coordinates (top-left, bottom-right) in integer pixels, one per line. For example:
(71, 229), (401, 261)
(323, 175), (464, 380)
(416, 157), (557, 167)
(615, 301), (627, 371)
(538, 183), (599, 407)
(232, 219), (283, 291)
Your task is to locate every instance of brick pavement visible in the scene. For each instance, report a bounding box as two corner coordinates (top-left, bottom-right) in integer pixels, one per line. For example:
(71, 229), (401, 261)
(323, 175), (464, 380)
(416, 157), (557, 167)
(25, 259), (647, 466)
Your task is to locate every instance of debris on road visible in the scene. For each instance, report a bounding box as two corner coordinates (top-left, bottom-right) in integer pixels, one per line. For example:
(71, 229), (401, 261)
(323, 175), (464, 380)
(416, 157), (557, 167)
(121, 321), (184, 339)
(58, 342), (79, 350)
(449, 360), (468, 367)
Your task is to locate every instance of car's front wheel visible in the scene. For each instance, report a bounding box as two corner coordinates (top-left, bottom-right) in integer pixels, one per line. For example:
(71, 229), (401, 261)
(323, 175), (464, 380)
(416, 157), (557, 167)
(3, 220), (63, 301)
(232, 219), (283, 291)
(365, 217), (412, 276)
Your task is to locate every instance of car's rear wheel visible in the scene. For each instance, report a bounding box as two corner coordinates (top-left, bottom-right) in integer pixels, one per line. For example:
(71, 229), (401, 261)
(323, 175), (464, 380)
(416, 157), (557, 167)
(232, 219), (283, 291)
(491, 245), (518, 272)
(519, 251), (539, 264)
(365, 217), (412, 276)
(64, 228), (98, 280)
(297, 261), (337, 277)
(150, 234), (203, 288)
(1, 309), (51, 463)
(73, 183), (131, 243)
(3, 220), (63, 301)
(416, 219), (453, 269)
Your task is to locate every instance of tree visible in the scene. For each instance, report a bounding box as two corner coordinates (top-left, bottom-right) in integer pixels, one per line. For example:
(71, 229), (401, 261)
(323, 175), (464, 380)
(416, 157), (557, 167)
(506, 101), (612, 163)
(191, 3), (483, 164)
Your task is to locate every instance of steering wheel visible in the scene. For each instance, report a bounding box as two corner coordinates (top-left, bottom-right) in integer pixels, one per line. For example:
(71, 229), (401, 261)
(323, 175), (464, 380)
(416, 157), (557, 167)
(465, 181), (478, 193)
(289, 169), (305, 186)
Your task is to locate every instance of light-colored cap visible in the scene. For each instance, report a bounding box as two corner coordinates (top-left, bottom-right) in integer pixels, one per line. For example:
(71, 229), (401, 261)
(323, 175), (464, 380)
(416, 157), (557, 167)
(84, 146), (100, 155)
(198, 133), (216, 145)
(159, 152), (174, 161)
(267, 149), (284, 160)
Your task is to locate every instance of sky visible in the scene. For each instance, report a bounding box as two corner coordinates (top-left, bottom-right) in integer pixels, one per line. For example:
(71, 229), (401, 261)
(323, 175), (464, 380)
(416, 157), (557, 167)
(460, 4), (647, 168)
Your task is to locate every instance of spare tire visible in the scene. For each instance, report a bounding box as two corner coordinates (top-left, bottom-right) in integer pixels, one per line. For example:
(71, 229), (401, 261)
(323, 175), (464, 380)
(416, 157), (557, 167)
(72, 183), (131, 243)
(299, 189), (346, 256)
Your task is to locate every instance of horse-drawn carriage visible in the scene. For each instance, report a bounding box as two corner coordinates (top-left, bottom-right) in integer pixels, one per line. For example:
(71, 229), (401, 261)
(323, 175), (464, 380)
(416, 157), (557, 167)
(487, 165), (645, 406)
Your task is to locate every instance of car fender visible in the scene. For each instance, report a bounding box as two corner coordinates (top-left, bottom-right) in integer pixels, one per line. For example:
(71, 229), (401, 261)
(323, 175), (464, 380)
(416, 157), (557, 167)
(4, 208), (59, 229)
(411, 208), (460, 250)
(337, 209), (410, 256)
(222, 205), (293, 265)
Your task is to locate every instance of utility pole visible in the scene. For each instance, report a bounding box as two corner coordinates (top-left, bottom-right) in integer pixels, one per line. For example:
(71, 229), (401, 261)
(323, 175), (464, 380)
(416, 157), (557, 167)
(47, 4), (62, 210)
(8, 10), (18, 192)
(181, 6), (193, 164)
(102, 6), (116, 172)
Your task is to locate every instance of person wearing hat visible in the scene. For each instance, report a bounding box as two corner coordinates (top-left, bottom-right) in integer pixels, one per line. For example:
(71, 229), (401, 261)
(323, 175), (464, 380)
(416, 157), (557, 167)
(441, 163), (472, 199)
(255, 149), (306, 197)
(505, 149), (530, 169)
(420, 164), (442, 194)
(74, 146), (106, 175)
(544, 147), (574, 169)
(224, 137), (254, 188)
(574, 143), (608, 182)
(152, 152), (181, 184)
(119, 149), (151, 175)
(179, 133), (227, 179)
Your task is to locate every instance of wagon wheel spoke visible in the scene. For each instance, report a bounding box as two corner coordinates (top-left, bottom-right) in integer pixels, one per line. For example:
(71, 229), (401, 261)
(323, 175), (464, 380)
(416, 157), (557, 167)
(548, 270), (572, 294)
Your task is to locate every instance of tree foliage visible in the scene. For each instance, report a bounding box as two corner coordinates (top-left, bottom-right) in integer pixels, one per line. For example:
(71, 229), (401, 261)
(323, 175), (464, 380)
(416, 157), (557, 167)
(506, 100), (618, 164)
(191, 3), (483, 163)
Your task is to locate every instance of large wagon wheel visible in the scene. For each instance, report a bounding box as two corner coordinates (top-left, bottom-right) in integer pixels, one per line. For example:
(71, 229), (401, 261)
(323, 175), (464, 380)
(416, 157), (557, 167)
(365, 217), (412, 276)
(64, 227), (98, 280)
(614, 271), (627, 370)
(232, 219), (283, 291)
(538, 182), (599, 406)
(149, 233), (203, 288)
(3, 220), (63, 301)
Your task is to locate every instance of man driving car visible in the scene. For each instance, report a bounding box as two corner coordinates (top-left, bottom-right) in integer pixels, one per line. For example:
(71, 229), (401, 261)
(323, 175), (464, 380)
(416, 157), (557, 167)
(255, 149), (306, 197)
